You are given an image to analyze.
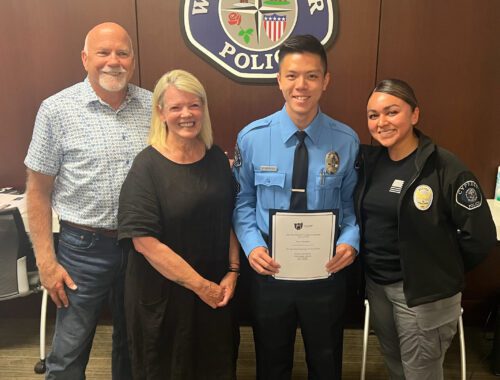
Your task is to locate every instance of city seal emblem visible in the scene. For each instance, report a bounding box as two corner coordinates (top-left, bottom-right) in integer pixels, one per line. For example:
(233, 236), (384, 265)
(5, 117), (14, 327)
(456, 180), (482, 210)
(181, 0), (338, 82)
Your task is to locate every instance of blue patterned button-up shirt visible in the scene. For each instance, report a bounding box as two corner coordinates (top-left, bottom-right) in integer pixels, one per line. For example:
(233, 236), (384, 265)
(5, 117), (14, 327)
(25, 78), (152, 229)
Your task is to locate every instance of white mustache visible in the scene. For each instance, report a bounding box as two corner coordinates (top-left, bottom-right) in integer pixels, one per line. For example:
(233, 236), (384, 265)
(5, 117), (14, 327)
(101, 67), (127, 75)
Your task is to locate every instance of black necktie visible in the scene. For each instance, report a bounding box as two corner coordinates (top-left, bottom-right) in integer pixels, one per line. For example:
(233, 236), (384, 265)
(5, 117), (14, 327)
(290, 131), (308, 210)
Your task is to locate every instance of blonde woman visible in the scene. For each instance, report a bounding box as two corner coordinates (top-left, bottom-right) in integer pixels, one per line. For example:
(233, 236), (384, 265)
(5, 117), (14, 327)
(118, 70), (239, 379)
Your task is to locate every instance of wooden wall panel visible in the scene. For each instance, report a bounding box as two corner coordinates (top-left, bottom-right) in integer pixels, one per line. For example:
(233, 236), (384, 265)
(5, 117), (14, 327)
(0, 0), (139, 189)
(376, 0), (500, 197)
(136, 0), (380, 155)
(325, 0), (380, 143)
(463, 246), (500, 324)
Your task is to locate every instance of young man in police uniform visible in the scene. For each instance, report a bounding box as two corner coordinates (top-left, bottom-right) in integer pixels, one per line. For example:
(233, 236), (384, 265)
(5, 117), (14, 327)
(233, 34), (360, 379)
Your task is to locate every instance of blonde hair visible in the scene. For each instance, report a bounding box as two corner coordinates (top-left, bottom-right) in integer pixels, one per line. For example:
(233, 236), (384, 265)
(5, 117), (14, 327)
(149, 69), (213, 149)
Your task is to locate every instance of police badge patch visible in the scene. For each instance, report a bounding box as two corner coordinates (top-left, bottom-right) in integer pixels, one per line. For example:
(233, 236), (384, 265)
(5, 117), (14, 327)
(181, 0), (338, 83)
(413, 185), (433, 211)
(456, 180), (482, 210)
(325, 151), (339, 174)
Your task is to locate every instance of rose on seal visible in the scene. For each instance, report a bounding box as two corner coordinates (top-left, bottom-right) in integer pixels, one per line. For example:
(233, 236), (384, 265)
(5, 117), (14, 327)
(228, 12), (241, 26)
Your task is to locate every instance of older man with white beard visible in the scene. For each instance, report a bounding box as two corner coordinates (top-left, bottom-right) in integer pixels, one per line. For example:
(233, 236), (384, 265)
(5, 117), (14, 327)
(24, 22), (152, 379)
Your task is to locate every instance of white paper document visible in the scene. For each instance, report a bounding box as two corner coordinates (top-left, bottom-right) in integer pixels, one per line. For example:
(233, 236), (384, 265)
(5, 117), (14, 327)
(0, 193), (60, 233)
(271, 211), (336, 280)
(0, 194), (26, 213)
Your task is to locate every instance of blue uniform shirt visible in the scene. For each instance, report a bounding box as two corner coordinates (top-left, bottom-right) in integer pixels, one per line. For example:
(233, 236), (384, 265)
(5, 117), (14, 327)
(233, 106), (360, 256)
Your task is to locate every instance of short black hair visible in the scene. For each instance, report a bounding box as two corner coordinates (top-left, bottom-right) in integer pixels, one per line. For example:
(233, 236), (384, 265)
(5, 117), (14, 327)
(372, 79), (418, 111)
(278, 34), (328, 74)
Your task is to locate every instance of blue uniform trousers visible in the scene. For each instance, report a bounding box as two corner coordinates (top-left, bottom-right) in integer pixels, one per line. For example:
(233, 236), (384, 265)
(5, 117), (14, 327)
(251, 271), (346, 380)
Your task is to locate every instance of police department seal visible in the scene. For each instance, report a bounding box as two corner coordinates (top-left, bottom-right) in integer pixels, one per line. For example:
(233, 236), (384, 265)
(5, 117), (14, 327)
(181, 0), (338, 82)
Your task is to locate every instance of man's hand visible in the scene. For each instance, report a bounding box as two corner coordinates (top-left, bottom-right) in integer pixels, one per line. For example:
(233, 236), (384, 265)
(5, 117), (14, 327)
(39, 259), (77, 308)
(26, 169), (78, 308)
(248, 246), (280, 275)
(326, 243), (357, 274)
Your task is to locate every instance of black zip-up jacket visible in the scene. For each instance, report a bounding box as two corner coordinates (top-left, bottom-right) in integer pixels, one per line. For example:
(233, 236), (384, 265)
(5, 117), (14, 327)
(355, 129), (496, 307)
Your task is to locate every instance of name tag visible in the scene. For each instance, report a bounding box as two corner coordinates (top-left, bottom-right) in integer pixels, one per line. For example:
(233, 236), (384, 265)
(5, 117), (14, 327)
(260, 165), (278, 172)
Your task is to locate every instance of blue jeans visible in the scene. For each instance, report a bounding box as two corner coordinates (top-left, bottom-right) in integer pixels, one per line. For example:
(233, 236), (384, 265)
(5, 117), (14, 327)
(46, 223), (131, 380)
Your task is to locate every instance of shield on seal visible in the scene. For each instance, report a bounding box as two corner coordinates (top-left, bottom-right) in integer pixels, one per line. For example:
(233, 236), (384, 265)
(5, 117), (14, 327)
(181, 0), (339, 83)
(263, 14), (287, 42)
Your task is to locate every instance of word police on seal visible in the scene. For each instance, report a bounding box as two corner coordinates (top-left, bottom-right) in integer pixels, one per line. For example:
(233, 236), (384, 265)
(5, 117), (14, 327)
(181, 0), (338, 83)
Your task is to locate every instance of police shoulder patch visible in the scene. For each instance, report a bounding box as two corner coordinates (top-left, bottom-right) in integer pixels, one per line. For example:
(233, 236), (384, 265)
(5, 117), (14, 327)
(455, 180), (482, 210)
(233, 143), (242, 168)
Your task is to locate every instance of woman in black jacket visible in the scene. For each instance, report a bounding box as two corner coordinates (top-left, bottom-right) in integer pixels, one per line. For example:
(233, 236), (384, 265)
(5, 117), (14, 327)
(355, 79), (496, 380)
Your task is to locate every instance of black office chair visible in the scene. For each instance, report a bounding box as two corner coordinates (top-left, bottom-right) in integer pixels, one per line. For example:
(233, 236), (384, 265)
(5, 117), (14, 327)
(0, 207), (48, 374)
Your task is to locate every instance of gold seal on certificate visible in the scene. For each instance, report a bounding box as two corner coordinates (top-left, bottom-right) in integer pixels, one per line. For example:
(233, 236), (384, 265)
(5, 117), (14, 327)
(270, 210), (337, 280)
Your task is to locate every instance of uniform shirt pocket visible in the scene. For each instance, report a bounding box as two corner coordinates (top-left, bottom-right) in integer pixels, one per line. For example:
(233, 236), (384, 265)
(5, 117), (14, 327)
(315, 175), (342, 209)
(255, 171), (286, 209)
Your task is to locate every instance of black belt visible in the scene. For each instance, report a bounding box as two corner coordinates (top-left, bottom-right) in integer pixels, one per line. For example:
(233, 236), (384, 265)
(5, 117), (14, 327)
(61, 220), (118, 238)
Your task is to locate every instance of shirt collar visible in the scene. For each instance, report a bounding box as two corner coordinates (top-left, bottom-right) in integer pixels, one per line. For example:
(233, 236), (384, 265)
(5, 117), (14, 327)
(278, 105), (324, 145)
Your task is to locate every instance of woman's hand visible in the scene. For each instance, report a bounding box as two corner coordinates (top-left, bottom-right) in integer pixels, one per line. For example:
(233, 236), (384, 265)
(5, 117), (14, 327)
(217, 272), (239, 307)
(196, 280), (225, 309)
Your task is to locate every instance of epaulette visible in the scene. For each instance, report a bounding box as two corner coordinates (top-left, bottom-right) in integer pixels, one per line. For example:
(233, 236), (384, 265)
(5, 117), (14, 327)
(323, 117), (360, 142)
(237, 111), (278, 140)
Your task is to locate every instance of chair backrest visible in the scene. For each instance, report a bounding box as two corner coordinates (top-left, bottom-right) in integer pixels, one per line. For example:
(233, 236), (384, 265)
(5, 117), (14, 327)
(0, 207), (34, 300)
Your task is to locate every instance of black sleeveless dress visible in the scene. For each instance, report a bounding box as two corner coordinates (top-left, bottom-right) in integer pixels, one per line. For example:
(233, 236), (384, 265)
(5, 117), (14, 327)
(118, 145), (239, 380)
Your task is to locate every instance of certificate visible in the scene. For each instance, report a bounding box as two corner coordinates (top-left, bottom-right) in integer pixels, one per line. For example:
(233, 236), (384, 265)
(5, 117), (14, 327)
(269, 210), (337, 281)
